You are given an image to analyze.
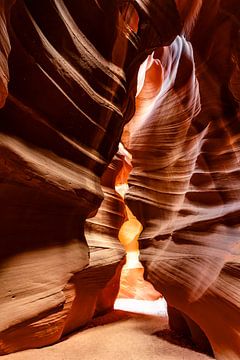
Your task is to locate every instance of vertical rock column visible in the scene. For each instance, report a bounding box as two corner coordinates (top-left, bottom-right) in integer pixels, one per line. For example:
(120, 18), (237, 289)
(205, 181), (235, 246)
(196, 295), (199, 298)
(84, 150), (127, 319)
(116, 144), (160, 300)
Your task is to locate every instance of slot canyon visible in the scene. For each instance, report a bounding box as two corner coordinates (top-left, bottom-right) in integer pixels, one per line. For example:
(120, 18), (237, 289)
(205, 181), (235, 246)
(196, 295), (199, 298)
(0, 1), (239, 359)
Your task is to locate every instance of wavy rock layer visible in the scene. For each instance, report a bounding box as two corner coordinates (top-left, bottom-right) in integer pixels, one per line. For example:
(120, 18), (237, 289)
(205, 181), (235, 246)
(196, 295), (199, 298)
(0, 0), (182, 354)
(125, 2), (240, 359)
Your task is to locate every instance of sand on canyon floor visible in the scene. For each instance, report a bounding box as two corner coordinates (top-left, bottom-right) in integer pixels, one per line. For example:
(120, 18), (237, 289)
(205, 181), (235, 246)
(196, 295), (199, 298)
(3, 299), (214, 360)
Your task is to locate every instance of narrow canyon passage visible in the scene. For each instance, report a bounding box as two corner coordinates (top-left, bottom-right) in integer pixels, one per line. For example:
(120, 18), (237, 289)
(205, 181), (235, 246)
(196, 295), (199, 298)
(0, 1), (239, 359)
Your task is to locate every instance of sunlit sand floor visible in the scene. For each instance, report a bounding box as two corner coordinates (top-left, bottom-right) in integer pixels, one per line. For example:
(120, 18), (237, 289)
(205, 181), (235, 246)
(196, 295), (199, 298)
(3, 299), (214, 360)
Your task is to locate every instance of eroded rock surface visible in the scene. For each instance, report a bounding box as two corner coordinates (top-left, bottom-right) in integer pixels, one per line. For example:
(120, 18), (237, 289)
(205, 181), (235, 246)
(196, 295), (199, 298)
(125, 1), (240, 359)
(0, 0), (182, 354)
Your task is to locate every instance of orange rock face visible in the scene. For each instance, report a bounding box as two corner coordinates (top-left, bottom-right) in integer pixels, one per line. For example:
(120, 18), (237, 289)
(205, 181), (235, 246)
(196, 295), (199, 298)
(125, 1), (240, 359)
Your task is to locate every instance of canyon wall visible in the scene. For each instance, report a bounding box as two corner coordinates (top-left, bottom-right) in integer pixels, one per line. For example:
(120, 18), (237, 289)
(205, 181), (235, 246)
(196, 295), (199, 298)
(125, 1), (240, 359)
(0, 0), (181, 354)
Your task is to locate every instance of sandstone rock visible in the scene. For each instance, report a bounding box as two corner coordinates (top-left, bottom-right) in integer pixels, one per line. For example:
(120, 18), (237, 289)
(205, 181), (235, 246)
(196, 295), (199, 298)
(125, 2), (240, 359)
(0, 0), (182, 354)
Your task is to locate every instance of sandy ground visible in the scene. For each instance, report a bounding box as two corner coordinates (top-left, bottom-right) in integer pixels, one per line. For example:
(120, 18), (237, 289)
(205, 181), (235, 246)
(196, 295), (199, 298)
(3, 300), (214, 360)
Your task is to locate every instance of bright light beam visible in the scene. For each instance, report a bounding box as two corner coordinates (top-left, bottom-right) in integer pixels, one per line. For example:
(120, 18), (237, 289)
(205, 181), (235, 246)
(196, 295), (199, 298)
(114, 298), (168, 316)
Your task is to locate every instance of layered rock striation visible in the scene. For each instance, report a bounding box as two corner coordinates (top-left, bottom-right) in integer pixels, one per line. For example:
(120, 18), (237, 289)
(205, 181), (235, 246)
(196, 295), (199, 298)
(0, 0), (182, 354)
(125, 1), (240, 359)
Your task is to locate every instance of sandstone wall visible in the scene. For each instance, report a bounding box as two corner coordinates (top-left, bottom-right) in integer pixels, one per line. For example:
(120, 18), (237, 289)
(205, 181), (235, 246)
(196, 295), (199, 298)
(125, 1), (240, 359)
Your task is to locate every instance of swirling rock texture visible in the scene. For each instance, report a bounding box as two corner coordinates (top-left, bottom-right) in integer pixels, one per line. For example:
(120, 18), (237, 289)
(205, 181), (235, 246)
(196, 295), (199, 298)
(125, 1), (240, 359)
(0, 0), (182, 355)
